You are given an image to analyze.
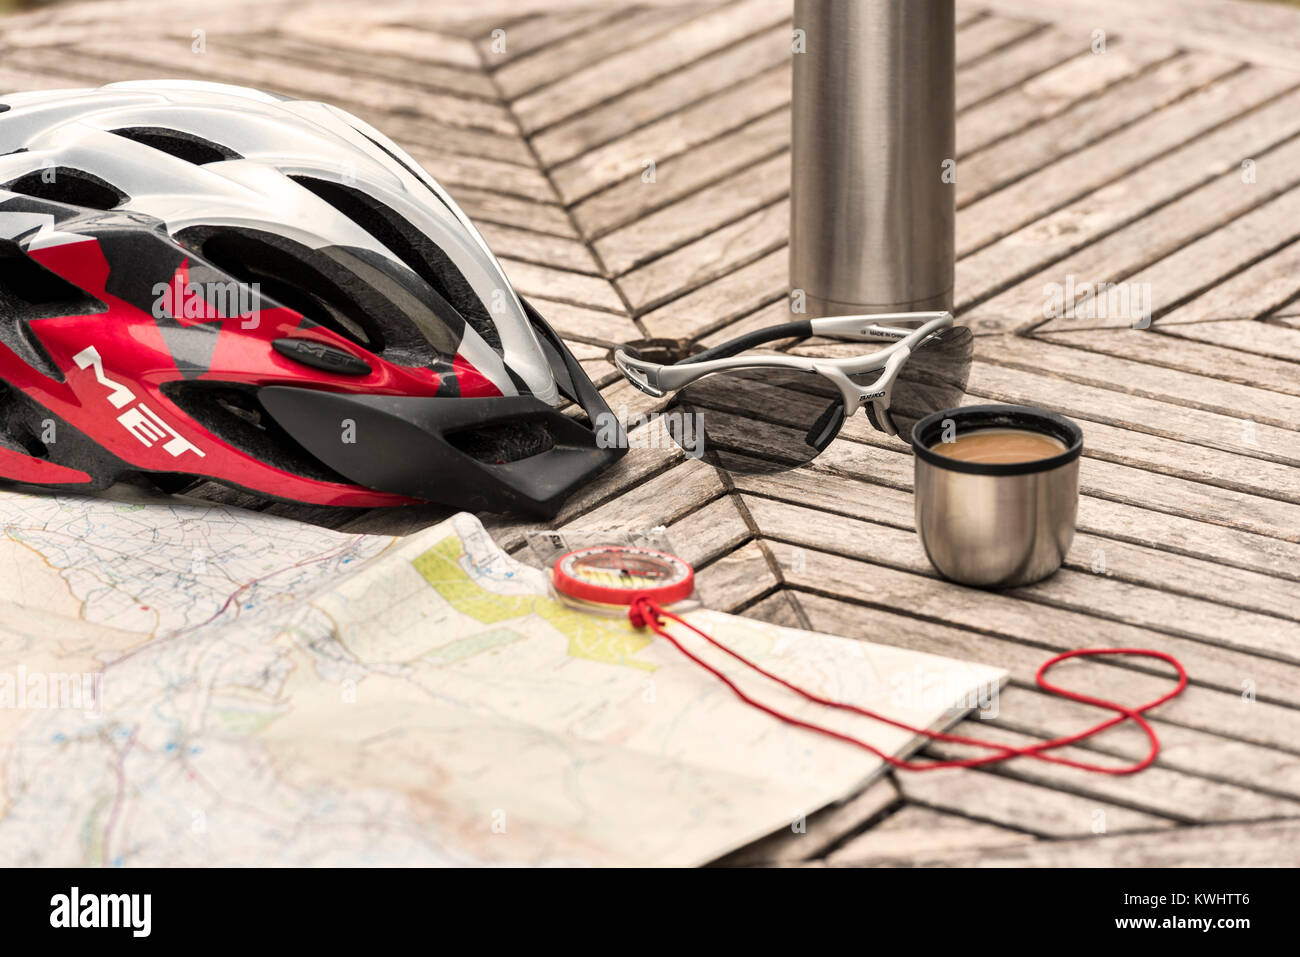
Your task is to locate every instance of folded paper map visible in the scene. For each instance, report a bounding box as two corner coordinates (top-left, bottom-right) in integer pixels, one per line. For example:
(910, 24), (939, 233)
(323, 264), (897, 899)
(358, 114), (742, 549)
(0, 490), (1005, 866)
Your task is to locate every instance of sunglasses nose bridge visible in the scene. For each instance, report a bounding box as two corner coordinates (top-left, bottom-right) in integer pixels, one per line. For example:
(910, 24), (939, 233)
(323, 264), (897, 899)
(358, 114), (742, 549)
(811, 364), (868, 416)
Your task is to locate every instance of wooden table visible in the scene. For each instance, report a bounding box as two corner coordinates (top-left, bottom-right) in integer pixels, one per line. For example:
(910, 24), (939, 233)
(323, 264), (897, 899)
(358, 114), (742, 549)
(3, 0), (1299, 866)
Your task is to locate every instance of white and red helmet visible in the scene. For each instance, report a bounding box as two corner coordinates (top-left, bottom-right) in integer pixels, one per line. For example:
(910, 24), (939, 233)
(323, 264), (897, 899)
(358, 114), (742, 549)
(0, 80), (622, 515)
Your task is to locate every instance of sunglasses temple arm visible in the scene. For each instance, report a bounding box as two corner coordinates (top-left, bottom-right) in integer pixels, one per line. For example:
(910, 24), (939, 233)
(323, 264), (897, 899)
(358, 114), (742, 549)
(678, 320), (814, 364)
(810, 311), (952, 341)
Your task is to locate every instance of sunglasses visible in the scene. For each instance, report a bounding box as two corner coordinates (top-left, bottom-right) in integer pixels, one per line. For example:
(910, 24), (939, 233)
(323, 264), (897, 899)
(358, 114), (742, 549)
(613, 312), (974, 474)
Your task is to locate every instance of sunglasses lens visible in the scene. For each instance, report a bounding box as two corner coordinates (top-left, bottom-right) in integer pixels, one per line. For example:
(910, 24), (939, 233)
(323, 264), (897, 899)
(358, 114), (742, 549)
(887, 325), (974, 441)
(670, 368), (844, 474)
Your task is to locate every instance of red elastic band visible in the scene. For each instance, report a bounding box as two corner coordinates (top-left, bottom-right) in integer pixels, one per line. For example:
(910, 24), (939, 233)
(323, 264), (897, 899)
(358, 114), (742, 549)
(627, 596), (1187, 775)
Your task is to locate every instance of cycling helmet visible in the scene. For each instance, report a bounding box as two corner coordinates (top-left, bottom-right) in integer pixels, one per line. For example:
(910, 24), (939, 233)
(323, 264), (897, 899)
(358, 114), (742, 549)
(0, 80), (623, 515)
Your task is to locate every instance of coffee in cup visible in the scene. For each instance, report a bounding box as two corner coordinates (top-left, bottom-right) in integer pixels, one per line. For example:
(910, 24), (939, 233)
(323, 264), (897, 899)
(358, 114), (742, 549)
(910, 405), (1084, 588)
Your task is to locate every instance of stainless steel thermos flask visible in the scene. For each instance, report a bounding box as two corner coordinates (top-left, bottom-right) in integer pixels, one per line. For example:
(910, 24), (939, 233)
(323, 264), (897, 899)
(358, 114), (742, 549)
(790, 0), (956, 316)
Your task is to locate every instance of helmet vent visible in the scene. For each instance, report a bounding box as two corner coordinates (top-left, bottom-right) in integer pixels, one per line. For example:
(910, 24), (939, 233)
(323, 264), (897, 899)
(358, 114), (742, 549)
(0, 381), (51, 459)
(445, 420), (555, 465)
(175, 226), (379, 350)
(0, 242), (105, 379)
(109, 127), (241, 165)
(2, 167), (126, 210)
(289, 176), (503, 353)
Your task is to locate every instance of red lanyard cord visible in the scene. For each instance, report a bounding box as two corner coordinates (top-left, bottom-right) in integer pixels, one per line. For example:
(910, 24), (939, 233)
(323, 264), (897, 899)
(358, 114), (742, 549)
(628, 597), (1187, 775)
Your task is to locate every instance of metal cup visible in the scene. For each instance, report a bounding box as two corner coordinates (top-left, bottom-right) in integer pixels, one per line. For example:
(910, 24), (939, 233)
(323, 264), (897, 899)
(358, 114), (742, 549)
(911, 405), (1083, 588)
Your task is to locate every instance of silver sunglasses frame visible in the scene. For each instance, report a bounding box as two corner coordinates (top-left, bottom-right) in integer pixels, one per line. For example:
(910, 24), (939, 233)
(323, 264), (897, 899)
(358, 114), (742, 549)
(613, 311), (955, 438)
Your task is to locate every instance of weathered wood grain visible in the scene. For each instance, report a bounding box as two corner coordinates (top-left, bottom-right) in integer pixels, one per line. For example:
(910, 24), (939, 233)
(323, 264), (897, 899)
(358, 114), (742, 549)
(570, 109), (789, 240)
(1156, 239), (1300, 325)
(788, 591), (1300, 772)
(640, 246), (786, 337)
(973, 335), (1300, 430)
(956, 52), (1242, 210)
(491, 5), (703, 101)
(547, 60), (791, 205)
(599, 155), (788, 280)
(695, 539), (781, 611)
(958, 64), (1295, 257)
(477, 222), (602, 275)
(744, 496), (1300, 678)
(826, 805), (1037, 865)
(533, 23), (791, 173)
(498, 258), (627, 314)
(1158, 318), (1300, 364)
(737, 454), (1300, 622)
(512, 0), (789, 134)
(924, 721), (1299, 823)
(957, 84), (1300, 327)
(957, 37), (1178, 157)
(953, 15), (1044, 70)
(1035, 183), (1300, 333)
(980, 0), (1300, 73)
(955, 24), (1090, 111)
(717, 778), (900, 867)
(615, 196), (788, 310)
(899, 765), (1175, 838)
(838, 819), (1300, 867)
(1036, 327), (1300, 397)
(476, 7), (627, 68)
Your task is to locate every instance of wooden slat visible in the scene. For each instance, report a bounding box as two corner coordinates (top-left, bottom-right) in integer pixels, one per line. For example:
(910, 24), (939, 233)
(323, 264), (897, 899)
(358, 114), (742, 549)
(898, 766), (1175, 837)
(979, 0), (1300, 72)
(533, 24), (790, 173)
(738, 455), (1300, 622)
(277, 16), (484, 70)
(826, 805), (1036, 865)
(477, 221), (602, 276)
(836, 819), (1300, 867)
(512, 0), (790, 134)
(445, 186), (579, 239)
(974, 335), (1300, 429)
(498, 258), (626, 315)
(717, 778), (899, 866)
(994, 685), (1300, 802)
(477, 8), (627, 67)
(547, 60), (790, 204)
(600, 154), (788, 280)
(953, 15), (1044, 69)
(1156, 239), (1300, 324)
(958, 64), (1296, 257)
(925, 721), (1299, 822)
(571, 110), (789, 239)
(954, 24), (1089, 111)
(640, 247), (786, 337)
(1158, 318), (1300, 365)
(38, 38), (518, 134)
(788, 590), (1300, 773)
(492, 6), (703, 101)
(957, 84), (1300, 328)
(236, 32), (497, 98)
(616, 197), (788, 313)
(957, 37), (1179, 156)
(406, 146), (557, 204)
(1036, 185), (1300, 333)
(1036, 326), (1300, 397)
(525, 297), (640, 346)
(964, 361), (1300, 470)
(695, 539), (780, 611)
(957, 52), (1242, 209)
(744, 495), (1300, 680)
